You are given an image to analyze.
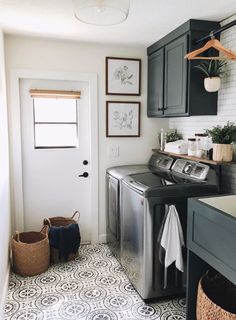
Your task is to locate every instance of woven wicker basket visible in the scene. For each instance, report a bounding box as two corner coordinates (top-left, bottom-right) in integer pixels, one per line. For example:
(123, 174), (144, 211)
(197, 272), (236, 320)
(43, 211), (80, 263)
(12, 225), (50, 276)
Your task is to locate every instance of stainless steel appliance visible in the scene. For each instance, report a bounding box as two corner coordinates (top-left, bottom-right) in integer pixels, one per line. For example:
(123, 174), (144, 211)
(120, 156), (219, 300)
(106, 154), (174, 261)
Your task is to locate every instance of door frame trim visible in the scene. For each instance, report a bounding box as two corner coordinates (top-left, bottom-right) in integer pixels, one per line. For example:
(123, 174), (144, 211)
(9, 69), (99, 244)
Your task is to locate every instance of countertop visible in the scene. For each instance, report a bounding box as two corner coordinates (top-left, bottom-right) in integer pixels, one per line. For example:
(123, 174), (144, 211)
(200, 195), (236, 218)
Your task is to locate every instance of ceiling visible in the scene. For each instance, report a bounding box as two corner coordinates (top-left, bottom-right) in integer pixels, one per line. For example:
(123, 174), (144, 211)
(0, 0), (235, 46)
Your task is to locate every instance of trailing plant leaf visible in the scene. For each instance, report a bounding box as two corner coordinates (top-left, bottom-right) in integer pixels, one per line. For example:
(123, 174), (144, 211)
(195, 60), (227, 77)
(205, 122), (236, 144)
(195, 64), (210, 77)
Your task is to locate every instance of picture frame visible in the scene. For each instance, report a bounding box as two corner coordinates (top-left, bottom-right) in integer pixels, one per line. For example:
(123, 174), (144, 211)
(106, 101), (140, 137)
(106, 57), (141, 96)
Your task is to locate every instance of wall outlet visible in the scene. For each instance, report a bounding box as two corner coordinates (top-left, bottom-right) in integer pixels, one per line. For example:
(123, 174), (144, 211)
(109, 145), (119, 158)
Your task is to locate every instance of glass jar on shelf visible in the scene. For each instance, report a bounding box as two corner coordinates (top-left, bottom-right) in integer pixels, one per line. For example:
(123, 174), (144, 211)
(195, 138), (202, 158)
(159, 128), (165, 151)
(188, 138), (196, 156)
(195, 134), (204, 158)
(195, 133), (210, 158)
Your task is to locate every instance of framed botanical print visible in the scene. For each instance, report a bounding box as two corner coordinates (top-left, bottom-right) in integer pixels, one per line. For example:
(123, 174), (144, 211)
(106, 101), (140, 137)
(106, 57), (141, 96)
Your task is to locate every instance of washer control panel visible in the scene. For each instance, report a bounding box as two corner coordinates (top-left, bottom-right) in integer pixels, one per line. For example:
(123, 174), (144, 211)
(171, 159), (209, 180)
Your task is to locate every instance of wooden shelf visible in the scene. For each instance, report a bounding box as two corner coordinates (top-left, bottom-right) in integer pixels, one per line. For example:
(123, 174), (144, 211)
(152, 149), (226, 165)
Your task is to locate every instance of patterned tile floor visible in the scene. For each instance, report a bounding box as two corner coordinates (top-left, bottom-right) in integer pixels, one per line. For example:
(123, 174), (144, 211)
(5, 244), (186, 320)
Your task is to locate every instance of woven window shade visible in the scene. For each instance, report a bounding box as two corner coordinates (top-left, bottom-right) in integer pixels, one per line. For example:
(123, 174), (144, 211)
(29, 89), (81, 99)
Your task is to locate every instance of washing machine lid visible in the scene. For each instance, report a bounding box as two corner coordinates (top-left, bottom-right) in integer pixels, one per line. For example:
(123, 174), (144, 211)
(122, 170), (218, 199)
(123, 171), (195, 192)
(122, 157), (218, 199)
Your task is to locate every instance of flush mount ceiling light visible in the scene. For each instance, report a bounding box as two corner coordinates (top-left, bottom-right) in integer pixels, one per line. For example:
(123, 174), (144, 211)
(73, 0), (130, 26)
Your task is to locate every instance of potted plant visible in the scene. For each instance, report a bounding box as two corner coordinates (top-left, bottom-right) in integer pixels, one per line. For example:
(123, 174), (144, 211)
(205, 122), (236, 162)
(165, 129), (183, 143)
(195, 60), (226, 92)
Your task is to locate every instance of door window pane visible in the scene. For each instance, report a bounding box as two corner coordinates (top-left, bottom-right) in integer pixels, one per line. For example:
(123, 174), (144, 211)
(35, 124), (78, 148)
(33, 98), (78, 149)
(34, 98), (77, 123)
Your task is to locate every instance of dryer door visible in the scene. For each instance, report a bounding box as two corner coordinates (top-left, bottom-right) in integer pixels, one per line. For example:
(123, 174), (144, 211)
(120, 181), (149, 298)
(106, 174), (119, 257)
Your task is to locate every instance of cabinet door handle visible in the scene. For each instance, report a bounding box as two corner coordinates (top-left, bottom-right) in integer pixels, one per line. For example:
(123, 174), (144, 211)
(157, 107), (163, 111)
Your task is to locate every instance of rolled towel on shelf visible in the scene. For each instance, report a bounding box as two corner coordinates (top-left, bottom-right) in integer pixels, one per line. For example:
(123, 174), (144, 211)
(164, 140), (188, 154)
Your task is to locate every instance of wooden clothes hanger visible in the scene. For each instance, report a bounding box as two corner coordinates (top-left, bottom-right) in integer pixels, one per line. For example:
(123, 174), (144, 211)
(185, 36), (236, 61)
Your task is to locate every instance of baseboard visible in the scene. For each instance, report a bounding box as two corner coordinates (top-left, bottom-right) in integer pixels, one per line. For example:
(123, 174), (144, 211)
(0, 263), (10, 319)
(81, 234), (107, 245)
(98, 233), (107, 243)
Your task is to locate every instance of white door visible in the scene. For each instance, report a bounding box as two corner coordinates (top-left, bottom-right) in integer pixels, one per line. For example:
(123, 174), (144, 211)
(19, 79), (91, 243)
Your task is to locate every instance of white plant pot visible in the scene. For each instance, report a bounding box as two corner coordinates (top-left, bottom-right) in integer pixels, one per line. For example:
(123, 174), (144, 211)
(204, 77), (221, 92)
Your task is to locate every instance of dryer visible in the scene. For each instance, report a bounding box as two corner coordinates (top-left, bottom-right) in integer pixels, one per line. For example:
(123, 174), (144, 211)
(106, 154), (174, 261)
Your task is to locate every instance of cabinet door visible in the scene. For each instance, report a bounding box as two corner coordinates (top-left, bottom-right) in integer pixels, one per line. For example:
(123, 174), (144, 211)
(164, 34), (188, 115)
(147, 48), (164, 117)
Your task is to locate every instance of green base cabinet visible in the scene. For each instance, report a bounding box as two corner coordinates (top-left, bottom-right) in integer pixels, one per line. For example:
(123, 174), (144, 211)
(186, 197), (236, 320)
(147, 19), (220, 118)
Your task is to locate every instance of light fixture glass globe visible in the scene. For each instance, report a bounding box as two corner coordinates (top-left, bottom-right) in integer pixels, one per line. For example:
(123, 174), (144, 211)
(73, 0), (130, 26)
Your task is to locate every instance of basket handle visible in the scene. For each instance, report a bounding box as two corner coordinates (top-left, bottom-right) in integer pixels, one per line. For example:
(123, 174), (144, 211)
(43, 218), (52, 227)
(204, 269), (219, 280)
(40, 225), (49, 235)
(14, 231), (20, 242)
(71, 210), (80, 222)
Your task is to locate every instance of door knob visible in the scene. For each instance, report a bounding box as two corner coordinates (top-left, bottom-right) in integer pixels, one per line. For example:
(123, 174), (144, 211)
(78, 172), (89, 178)
(83, 160), (88, 165)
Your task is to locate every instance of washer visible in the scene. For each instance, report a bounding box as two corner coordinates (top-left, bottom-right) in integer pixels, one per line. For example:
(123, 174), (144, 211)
(106, 154), (174, 261)
(120, 157), (219, 300)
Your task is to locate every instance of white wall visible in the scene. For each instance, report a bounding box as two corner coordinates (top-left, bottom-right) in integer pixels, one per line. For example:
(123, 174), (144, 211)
(4, 35), (168, 241)
(169, 15), (236, 139)
(0, 30), (11, 317)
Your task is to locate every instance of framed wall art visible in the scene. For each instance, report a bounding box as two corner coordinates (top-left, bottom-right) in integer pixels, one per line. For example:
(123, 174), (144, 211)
(106, 101), (140, 137)
(106, 57), (141, 96)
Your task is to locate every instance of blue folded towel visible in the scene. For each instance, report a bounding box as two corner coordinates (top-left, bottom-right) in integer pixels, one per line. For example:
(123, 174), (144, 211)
(49, 223), (81, 261)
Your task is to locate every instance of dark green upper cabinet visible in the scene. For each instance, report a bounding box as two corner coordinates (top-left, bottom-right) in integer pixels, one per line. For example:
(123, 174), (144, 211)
(147, 19), (220, 118)
(147, 48), (164, 117)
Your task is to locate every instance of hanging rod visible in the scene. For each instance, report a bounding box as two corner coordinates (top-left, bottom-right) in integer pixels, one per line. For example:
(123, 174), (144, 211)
(196, 19), (236, 44)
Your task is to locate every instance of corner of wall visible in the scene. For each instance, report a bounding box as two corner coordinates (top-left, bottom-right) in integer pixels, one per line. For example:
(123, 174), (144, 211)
(0, 28), (11, 317)
(0, 264), (10, 318)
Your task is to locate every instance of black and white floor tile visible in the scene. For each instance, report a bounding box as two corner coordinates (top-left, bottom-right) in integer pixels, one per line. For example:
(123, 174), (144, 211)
(5, 244), (186, 320)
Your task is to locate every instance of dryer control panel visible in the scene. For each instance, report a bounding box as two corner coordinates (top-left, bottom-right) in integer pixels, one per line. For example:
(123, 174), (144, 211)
(171, 159), (209, 180)
(149, 154), (174, 170)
